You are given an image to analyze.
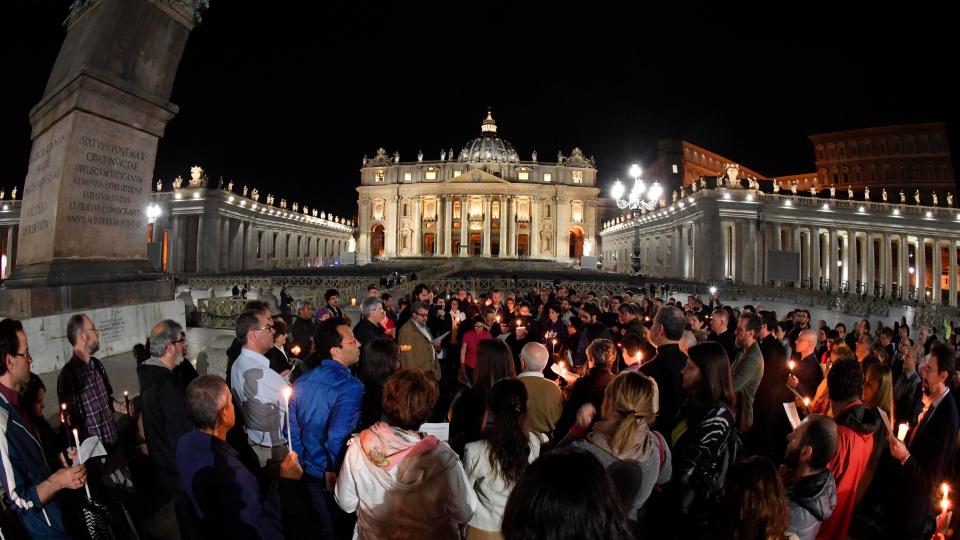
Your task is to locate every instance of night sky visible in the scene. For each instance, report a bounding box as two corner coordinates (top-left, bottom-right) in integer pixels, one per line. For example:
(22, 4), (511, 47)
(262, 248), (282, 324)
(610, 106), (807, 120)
(3, 2), (957, 219)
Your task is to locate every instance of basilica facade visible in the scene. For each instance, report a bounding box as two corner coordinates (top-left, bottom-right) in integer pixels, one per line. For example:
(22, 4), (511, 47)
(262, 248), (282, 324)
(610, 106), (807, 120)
(355, 112), (600, 264)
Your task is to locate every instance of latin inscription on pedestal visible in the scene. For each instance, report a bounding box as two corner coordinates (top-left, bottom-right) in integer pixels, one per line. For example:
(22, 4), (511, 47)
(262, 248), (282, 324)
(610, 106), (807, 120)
(18, 111), (158, 265)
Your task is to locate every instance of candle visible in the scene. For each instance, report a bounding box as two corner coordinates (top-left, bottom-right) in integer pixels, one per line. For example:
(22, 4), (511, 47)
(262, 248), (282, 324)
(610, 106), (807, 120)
(282, 387), (293, 452)
(60, 403), (67, 426)
(551, 339), (558, 355)
(290, 344), (301, 357)
(123, 391), (130, 416)
(802, 397), (811, 412)
(937, 483), (952, 535)
(788, 360), (796, 372)
(496, 315), (501, 323)
(350, 297), (357, 306)
(897, 423), (909, 441)
(72, 429), (92, 499)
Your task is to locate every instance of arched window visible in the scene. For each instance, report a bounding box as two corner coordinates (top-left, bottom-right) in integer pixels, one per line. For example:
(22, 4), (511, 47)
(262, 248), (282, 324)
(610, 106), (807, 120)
(571, 200), (584, 223)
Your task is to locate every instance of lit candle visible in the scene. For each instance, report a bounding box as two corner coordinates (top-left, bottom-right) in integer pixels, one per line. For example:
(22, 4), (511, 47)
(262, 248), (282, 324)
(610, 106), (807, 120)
(496, 315), (501, 324)
(897, 422), (909, 441)
(788, 360), (796, 372)
(551, 339), (557, 355)
(350, 297), (357, 306)
(72, 428), (92, 499)
(802, 397), (811, 412)
(290, 344), (301, 357)
(60, 403), (67, 425)
(123, 391), (130, 416)
(282, 387), (293, 452)
(937, 483), (952, 535)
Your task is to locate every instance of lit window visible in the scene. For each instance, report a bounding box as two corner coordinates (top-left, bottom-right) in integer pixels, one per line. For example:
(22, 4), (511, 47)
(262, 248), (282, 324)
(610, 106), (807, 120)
(572, 171), (583, 184)
(375, 170), (385, 182)
(518, 170), (529, 180)
(453, 170), (462, 178)
(543, 173), (552, 183)
(404, 172), (412, 181)
(425, 170), (437, 180)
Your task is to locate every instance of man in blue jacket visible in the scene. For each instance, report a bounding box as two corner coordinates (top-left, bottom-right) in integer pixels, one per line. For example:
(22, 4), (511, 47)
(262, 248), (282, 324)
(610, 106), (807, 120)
(0, 319), (87, 539)
(290, 318), (363, 538)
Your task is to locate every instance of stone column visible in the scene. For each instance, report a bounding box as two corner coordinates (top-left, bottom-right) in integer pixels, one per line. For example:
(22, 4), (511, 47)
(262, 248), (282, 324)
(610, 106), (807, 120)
(793, 226), (803, 287)
(898, 234), (909, 297)
(847, 229), (858, 294)
(443, 195), (453, 257)
(498, 196), (507, 257)
(933, 238), (943, 303)
(949, 240), (958, 307)
(482, 196), (492, 257)
(460, 194), (468, 255)
(412, 197), (422, 256)
(828, 228), (839, 291)
(866, 233), (876, 297)
(916, 237), (926, 300)
(220, 218), (231, 272)
(882, 233), (893, 298)
(530, 197), (541, 256)
(773, 223), (783, 250)
(505, 195), (514, 257)
(168, 215), (180, 273)
(386, 196), (398, 257)
(244, 223), (256, 270)
(435, 196), (444, 256)
(810, 228), (820, 289)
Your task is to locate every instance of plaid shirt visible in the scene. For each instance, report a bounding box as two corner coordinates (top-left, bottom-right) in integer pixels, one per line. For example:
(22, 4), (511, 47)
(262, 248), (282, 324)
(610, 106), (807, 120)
(59, 356), (119, 446)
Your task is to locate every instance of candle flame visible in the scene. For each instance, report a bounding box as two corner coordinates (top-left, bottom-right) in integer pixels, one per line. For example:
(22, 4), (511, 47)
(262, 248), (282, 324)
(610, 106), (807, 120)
(283, 387), (292, 401)
(123, 390), (128, 397)
(943, 483), (950, 498)
(788, 360), (796, 371)
(803, 397), (811, 407)
(61, 403), (67, 411)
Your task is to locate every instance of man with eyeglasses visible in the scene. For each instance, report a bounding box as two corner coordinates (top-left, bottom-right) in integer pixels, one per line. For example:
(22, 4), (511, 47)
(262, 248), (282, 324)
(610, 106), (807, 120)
(0, 319), (87, 539)
(230, 309), (292, 468)
(398, 301), (441, 381)
(57, 314), (127, 450)
(353, 297), (386, 369)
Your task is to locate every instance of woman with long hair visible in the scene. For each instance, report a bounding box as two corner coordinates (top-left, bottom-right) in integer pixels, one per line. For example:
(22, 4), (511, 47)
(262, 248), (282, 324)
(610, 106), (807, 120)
(570, 371), (671, 528)
(672, 341), (738, 532)
(449, 339), (517, 456)
(556, 339), (617, 438)
(718, 456), (795, 540)
(856, 362), (895, 506)
(500, 448), (634, 540)
(464, 380), (546, 539)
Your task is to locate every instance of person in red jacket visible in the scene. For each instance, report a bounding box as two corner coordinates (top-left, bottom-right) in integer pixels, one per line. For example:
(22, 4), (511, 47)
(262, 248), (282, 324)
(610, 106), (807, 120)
(816, 359), (881, 540)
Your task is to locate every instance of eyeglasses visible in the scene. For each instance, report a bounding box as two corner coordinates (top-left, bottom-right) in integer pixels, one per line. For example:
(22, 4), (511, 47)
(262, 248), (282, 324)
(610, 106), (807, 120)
(413, 312), (428, 318)
(83, 327), (100, 335)
(10, 351), (31, 360)
(171, 338), (187, 345)
(253, 325), (275, 333)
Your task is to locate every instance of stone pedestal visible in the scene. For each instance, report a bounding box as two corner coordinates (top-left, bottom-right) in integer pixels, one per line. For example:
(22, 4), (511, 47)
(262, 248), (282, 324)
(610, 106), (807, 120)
(340, 252), (356, 265)
(580, 256), (598, 270)
(2, 0), (199, 318)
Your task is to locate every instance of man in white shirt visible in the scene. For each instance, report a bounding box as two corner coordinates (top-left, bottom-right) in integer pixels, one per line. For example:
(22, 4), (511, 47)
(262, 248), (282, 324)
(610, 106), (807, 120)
(230, 309), (292, 466)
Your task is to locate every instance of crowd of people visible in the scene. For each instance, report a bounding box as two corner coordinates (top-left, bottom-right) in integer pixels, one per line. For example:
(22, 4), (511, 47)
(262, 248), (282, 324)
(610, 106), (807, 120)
(1, 282), (960, 539)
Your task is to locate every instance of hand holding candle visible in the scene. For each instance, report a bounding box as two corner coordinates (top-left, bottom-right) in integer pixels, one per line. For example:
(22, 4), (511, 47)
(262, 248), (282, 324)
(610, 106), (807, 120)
(72, 429), (92, 499)
(282, 387), (293, 452)
(937, 483), (952, 535)
(897, 422), (909, 441)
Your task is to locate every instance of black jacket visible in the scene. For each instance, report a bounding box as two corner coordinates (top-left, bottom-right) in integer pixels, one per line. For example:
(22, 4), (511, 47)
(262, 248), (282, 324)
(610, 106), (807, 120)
(709, 329), (738, 365)
(886, 391), (960, 538)
(353, 317), (385, 349)
(556, 368), (616, 438)
(640, 343), (687, 434)
(750, 335), (792, 458)
(794, 353), (823, 398)
(138, 360), (195, 494)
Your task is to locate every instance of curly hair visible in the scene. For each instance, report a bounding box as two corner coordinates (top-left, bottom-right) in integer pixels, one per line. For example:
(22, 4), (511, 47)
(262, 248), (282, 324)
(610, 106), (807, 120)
(485, 379), (530, 485)
(719, 456), (790, 540)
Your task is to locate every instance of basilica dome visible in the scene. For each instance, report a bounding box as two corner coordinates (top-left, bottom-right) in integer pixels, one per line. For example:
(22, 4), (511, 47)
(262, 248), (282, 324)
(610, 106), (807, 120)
(458, 110), (520, 163)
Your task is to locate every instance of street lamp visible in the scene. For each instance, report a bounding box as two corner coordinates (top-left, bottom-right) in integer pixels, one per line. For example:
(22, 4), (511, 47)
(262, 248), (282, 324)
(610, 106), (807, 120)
(610, 164), (664, 274)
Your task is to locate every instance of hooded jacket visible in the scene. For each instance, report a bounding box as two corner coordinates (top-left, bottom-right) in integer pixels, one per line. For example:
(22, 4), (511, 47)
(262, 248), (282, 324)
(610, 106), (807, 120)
(335, 424), (477, 539)
(0, 392), (69, 539)
(787, 469), (837, 540)
(816, 401), (879, 540)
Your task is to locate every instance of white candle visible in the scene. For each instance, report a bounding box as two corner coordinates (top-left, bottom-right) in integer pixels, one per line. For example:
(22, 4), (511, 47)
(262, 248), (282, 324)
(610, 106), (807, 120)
(788, 360), (796, 372)
(72, 429), (92, 499)
(282, 387), (293, 452)
(897, 422), (909, 441)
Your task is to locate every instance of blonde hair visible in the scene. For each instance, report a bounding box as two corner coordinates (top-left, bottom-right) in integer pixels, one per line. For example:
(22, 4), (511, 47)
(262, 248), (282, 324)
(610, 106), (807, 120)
(864, 363), (895, 422)
(602, 372), (660, 456)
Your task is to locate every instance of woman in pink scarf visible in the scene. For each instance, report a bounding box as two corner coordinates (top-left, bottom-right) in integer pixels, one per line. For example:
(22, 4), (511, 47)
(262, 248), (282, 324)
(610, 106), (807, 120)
(335, 369), (477, 539)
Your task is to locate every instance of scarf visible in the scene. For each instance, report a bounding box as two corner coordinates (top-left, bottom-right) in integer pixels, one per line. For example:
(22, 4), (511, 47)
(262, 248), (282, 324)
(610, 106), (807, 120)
(358, 422), (439, 470)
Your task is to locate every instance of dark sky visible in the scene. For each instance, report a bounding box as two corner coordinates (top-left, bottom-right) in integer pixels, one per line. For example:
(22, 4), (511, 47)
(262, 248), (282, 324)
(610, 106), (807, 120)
(3, 2), (957, 219)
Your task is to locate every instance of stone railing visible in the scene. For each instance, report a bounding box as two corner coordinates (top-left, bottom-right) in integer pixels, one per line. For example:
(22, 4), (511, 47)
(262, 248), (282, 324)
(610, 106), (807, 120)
(196, 297), (249, 329)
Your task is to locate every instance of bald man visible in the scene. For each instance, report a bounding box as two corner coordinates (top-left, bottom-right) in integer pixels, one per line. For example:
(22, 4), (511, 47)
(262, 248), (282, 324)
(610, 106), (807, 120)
(517, 343), (563, 435)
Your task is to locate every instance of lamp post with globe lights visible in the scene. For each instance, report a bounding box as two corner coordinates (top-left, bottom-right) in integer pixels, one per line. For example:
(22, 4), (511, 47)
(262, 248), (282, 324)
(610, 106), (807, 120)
(610, 164), (664, 274)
